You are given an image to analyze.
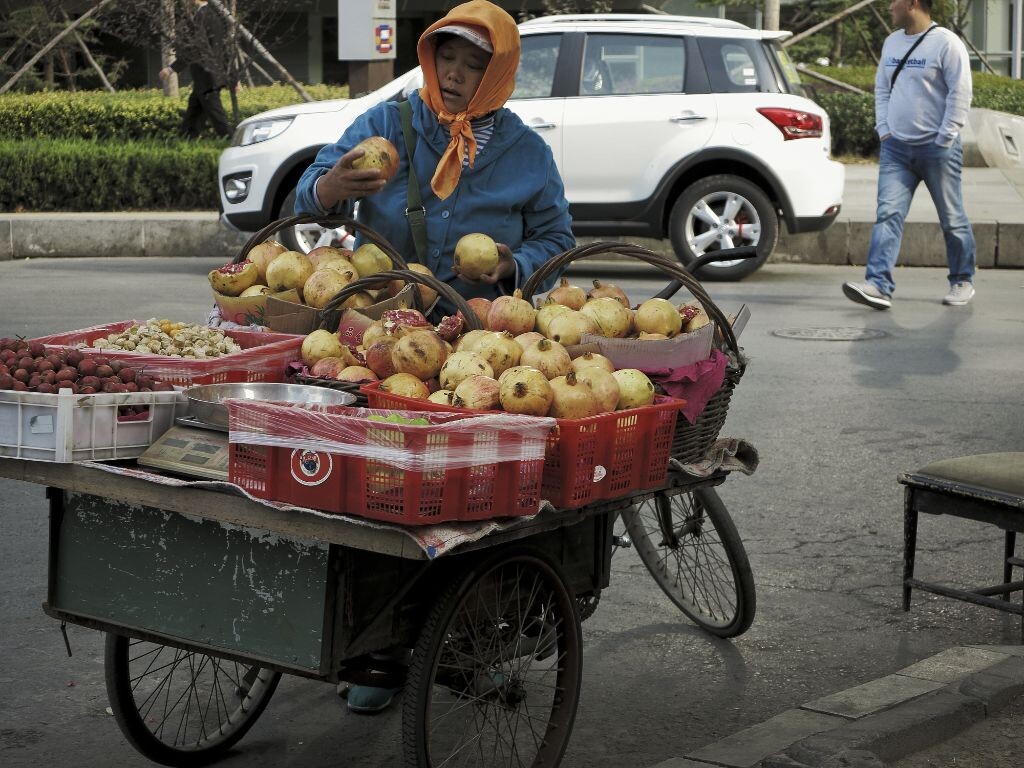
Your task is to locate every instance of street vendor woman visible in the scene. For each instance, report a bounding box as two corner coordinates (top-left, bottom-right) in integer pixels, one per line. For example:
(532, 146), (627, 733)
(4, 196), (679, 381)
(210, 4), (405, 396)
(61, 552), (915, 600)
(293, 0), (574, 308)
(294, 0), (572, 714)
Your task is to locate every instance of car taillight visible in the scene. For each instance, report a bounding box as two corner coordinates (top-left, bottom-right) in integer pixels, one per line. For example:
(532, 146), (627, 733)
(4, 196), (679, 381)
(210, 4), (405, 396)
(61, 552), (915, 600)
(757, 108), (823, 140)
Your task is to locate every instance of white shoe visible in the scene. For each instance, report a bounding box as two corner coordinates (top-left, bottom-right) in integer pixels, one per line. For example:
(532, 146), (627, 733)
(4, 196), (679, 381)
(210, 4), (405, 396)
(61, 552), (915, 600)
(842, 281), (892, 310)
(942, 282), (975, 306)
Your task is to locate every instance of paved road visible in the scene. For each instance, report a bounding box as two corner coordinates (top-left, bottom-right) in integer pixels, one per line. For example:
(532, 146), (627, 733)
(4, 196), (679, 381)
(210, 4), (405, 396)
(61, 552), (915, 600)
(1, 257), (1022, 767)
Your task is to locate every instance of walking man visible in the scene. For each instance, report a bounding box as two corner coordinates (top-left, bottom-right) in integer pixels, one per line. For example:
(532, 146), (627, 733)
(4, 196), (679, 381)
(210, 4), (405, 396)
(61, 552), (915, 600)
(843, 0), (975, 310)
(158, 0), (232, 139)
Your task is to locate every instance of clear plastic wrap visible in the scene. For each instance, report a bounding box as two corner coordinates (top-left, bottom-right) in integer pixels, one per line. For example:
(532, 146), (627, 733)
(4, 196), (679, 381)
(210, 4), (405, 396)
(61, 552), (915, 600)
(225, 400), (555, 472)
(31, 321), (302, 386)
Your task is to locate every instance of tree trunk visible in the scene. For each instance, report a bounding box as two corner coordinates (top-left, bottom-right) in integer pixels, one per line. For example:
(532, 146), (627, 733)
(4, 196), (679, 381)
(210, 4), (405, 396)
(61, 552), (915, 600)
(161, 0), (178, 97)
(0, 0), (117, 95)
(831, 20), (844, 65)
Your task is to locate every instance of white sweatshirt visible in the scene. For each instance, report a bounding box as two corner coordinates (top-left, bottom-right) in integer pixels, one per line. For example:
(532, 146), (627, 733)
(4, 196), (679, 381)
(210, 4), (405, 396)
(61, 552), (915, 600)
(874, 25), (972, 147)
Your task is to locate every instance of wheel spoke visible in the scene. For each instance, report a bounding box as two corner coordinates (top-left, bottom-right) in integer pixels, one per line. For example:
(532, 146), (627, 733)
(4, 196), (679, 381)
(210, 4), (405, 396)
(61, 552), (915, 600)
(693, 199), (721, 227)
(721, 194), (743, 222)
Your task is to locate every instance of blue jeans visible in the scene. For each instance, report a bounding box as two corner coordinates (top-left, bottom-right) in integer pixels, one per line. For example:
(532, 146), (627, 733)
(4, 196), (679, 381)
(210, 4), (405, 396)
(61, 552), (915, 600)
(865, 136), (975, 297)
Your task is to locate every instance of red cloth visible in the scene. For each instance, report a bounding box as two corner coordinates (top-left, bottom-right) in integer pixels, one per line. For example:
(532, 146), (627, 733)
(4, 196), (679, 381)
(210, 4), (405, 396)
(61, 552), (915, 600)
(641, 350), (728, 424)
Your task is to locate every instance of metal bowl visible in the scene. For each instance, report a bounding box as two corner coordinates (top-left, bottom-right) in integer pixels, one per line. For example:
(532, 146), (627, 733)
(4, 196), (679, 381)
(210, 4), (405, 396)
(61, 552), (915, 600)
(184, 382), (357, 429)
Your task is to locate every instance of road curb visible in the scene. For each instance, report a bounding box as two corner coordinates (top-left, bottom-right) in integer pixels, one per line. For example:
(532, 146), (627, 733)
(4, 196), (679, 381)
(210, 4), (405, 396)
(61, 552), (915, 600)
(649, 645), (1024, 768)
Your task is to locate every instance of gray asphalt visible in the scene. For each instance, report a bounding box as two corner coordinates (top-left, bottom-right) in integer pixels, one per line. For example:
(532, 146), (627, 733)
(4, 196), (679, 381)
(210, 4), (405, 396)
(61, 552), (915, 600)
(1, 257), (1022, 767)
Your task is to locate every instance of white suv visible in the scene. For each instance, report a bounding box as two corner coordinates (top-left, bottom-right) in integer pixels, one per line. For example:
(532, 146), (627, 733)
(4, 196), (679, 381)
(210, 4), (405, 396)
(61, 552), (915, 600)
(219, 14), (843, 281)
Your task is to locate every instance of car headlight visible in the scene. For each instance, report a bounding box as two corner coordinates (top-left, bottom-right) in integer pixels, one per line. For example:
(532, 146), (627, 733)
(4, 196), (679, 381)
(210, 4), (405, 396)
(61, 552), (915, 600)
(232, 117), (294, 147)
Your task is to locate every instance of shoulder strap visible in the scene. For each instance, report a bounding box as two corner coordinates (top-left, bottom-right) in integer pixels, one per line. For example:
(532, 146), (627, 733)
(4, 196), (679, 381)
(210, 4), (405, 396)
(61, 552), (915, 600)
(399, 99), (427, 264)
(890, 24), (938, 89)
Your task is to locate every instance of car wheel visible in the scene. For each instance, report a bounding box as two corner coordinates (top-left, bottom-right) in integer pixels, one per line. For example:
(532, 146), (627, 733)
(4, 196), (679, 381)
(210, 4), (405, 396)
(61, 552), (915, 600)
(276, 187), (354, 254)
(668, 174), (778, 281)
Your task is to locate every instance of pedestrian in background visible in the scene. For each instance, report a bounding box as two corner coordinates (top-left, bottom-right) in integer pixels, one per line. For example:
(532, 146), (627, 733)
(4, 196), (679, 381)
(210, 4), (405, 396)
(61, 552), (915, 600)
(843, 0), (975, 310)
(158, 0), (232, 139)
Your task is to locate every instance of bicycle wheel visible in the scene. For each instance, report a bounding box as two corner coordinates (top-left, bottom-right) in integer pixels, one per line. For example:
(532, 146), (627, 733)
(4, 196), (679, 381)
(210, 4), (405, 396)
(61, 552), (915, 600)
(104, 633), (281, 766)
(403, 549), (583, 768)
(622, 487), (756, 637)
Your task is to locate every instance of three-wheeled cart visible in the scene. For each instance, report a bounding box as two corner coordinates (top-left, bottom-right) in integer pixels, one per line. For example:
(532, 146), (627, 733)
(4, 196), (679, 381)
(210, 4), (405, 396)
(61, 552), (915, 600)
(0, 456), (753, 768)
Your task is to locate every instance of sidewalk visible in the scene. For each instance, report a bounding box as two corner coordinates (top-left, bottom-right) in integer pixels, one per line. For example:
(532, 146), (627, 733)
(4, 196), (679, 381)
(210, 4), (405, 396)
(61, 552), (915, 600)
(650, 645), (1024, 768)
(2, 165), (1023, 266)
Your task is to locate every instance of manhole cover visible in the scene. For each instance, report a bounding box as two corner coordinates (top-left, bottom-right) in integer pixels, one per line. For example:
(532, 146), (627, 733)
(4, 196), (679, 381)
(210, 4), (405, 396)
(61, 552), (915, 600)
(772, 327), (888, 341)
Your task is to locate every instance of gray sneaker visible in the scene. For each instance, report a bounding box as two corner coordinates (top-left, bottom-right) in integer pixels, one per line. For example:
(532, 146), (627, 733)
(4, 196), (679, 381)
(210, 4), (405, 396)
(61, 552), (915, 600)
(843, 281), (892, 310)
(942, 282), (975, 306)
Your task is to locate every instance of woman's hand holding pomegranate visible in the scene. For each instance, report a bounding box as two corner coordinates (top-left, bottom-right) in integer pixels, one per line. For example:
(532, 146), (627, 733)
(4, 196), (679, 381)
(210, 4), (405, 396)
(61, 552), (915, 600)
(314, 148), (388, 209)
(455, 243), (515, 285)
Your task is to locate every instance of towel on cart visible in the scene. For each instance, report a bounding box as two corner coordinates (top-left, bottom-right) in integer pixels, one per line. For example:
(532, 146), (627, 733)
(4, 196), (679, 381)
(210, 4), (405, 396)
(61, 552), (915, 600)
(671, 437), (759, 478)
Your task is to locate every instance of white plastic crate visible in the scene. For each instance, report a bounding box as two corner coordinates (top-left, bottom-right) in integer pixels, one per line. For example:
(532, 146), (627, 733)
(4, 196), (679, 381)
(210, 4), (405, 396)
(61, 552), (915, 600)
(0, 390), (184, 462)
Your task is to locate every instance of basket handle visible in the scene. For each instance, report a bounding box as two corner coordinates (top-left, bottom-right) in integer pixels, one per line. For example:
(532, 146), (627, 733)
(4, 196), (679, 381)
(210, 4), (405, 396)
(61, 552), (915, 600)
(520, 242), (739, 356)
(318, 269), (485, 331)
(234, 214), (408, 271)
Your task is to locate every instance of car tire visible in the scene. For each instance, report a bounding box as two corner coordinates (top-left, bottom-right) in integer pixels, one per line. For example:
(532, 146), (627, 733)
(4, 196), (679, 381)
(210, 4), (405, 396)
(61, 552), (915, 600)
(275, 187), (354, 254)
(668, 174), (778, 281)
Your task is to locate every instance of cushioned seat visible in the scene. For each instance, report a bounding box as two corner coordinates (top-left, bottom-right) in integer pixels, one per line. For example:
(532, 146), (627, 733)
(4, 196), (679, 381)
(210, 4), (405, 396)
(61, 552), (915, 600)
(900, 452), (1024, 640)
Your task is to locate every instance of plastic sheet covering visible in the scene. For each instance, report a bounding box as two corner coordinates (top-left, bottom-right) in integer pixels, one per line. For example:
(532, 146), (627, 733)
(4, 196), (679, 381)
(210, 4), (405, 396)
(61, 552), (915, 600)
(226, 400), (556, 472)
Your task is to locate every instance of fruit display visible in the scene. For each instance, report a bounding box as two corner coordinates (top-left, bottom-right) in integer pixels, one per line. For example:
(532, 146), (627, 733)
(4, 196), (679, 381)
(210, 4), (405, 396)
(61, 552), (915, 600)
(0, 337), (176, 399)
(89, 319), (243, 359)
(290, 275), (720, 418)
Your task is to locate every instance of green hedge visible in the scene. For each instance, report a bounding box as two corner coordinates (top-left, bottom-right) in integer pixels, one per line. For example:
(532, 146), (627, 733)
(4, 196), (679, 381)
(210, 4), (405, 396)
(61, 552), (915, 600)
(0, 84), (349, 141)
(0, 139), (222, 210)
(806, 68), (1024, 157)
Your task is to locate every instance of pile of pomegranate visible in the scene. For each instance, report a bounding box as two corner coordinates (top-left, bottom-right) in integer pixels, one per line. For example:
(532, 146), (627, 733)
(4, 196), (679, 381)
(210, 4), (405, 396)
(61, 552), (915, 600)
(0, 338), (175, 402)
(295, 277), (716, 419)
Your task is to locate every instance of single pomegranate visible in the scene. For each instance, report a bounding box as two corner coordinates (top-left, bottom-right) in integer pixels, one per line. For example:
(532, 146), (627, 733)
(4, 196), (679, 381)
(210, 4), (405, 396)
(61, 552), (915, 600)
(364, 336), (401, 379)
(379, 372), (430, 400)
(208, 260), (260, 296)
(461, 297), (493, 327)
(486, 290), (537, 336)
(514, 331), (545, 349)
(635, 297), (682, 337)
(303, 268), (358, 310)
(335, 365), (378, 383)
(521, 339), (572, 380)
(435, 315), (465, 343)
(535, 299), (574, 337)
(428, 389), (456, 406)
(301, 329), (349, 367)
(588, 279), (630, 307)
(452, 375), (500, 411)
(392, 329), (448, 380)
(474, 332), (523, 377)
(580, 297), (632, 338)
(351, 243), (392, 278)
(439, 351), (494, 391)
(361, 321), (387, 348)
(453, 233), (499, 280)
(548, 372), (600, 419)
(612, 369), (656, 410)
(307, 245), (353, 269)
(351, 136), (400, 181)
(575, 367), (620, 414)
(679, 301), (711, 333)
(498, 367), (553, 416)
(548, 277), (587, 310)
(547, 311), (597, 346)
(571, 352), (615, 375)
(382, 309), (429, 335)
(385, 263), (438, 307)
(452, 329), (491, 352)
(240, 285), (272, 297)
(247, 240), (287, 281)
(266, 251), (314, 294)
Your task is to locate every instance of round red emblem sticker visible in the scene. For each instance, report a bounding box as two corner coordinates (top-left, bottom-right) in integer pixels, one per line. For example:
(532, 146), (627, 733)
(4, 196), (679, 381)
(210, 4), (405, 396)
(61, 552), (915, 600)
(290, 449), (333, 486)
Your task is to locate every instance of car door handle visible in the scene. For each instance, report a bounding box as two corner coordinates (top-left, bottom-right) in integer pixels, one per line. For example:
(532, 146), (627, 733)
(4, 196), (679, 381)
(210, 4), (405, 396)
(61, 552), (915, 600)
(529, 122), (557, 130)
(670, 114), (708, 122)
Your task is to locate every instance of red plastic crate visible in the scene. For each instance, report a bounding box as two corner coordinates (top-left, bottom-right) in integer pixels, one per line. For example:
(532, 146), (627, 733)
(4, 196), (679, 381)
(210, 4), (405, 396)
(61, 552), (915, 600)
(360, 382), (686, 509)
(31, 321), (302, 387)
(227, 401), (550, 525)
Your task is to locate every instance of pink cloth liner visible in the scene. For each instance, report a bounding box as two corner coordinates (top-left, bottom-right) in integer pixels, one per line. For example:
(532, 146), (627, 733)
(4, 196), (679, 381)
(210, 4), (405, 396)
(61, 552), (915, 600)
(641, 349), (728, 424)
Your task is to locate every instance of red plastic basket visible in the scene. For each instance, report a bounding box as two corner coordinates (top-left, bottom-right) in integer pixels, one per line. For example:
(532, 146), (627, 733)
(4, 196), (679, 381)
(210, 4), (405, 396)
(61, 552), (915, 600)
(227, 401), (549, 525)
(360, 382), (685, 509)
(31, 321), (302, 387)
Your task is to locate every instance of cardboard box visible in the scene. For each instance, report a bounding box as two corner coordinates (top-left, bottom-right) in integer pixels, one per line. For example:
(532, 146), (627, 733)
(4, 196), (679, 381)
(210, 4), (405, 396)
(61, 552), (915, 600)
(578, 323), (715, 370)
(213, 289), (300, 327)
(264, 283), (420, 336)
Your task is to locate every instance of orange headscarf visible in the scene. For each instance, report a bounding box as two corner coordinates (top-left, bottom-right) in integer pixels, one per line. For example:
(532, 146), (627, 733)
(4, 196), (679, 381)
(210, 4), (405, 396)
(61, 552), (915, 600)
(417, 0), (520, 200)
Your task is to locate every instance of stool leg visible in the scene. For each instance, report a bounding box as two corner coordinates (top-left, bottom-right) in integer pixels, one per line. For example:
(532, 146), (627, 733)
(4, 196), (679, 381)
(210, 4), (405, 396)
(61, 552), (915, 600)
(903, 488), (918, 611)
(1004, 531), (1016, 595)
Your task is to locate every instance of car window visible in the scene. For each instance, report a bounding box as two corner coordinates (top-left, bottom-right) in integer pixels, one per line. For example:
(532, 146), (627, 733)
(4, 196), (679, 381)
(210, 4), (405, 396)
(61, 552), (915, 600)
(513, 34), (561, 99)
(580, 34), (686, 96)
(770, 43), (806, 96)
(697, 37), (780, 94)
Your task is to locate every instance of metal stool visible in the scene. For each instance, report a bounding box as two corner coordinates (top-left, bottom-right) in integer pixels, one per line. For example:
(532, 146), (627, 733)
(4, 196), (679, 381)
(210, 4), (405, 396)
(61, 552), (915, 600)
(901, 453), (1024, 640)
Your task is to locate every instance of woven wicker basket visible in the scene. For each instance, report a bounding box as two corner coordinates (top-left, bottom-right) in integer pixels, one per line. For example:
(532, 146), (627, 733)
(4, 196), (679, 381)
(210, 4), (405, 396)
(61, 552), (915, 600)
(520, 241), (747, 465)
